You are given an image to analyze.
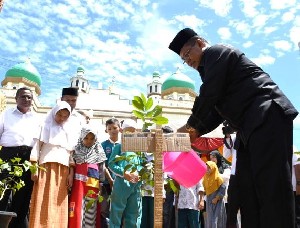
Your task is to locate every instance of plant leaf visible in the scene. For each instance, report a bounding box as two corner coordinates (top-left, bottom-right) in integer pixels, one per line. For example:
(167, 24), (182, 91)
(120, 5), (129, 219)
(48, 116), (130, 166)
(152, 116), (169, 125)
(141, 93), (147, 106)
(132, 99), (144, 111)
(132, 110), (145, 120)
(152, 106), (162, 117)
(145, 97), (153, 111)
(85, 198), (96, 211)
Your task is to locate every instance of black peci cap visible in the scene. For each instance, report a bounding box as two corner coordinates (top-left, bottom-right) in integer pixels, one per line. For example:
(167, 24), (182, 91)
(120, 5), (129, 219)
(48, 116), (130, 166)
(168, 28), (198, 55)
(62, 87), (79, 96)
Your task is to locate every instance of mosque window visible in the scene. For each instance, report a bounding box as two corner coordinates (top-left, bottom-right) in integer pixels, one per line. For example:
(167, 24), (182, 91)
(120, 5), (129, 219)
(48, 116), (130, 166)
(82, 82), (85, 88)
(76, 80), (79, 87)
(150, 86), (152, 93)
(179, 97), (183, 101)
(155, 85), (157, 92)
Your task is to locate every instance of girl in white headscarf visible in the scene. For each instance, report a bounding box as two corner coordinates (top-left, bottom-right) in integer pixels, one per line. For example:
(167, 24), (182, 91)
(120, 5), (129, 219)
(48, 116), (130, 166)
(69, 127), (107, 228)
(29, 101), (75, 228)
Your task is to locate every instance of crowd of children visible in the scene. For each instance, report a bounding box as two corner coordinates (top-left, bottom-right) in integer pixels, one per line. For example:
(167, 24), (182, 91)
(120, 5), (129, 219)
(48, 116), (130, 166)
(27, 106), (236, 228)
(3, 94), (296, 228)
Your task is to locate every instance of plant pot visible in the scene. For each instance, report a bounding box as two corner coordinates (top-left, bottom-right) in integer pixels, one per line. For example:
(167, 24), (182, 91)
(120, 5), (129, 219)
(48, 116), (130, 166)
(0, 211), (17, 228)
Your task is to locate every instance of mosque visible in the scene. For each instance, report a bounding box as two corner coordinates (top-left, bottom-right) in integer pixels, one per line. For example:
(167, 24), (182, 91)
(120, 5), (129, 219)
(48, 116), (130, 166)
(0, 60), (222, 137)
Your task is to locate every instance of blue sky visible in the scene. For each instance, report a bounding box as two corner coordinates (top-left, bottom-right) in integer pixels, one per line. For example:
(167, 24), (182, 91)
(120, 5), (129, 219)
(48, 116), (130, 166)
(0, 0), (299, 149)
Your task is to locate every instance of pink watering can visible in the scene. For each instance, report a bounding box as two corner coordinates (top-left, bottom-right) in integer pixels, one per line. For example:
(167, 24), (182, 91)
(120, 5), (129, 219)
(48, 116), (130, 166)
(163, 150), (207, 188)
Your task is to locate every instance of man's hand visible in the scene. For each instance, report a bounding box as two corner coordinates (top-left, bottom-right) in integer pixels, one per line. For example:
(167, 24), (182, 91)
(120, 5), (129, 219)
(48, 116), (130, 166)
(177, 125), (188, 133)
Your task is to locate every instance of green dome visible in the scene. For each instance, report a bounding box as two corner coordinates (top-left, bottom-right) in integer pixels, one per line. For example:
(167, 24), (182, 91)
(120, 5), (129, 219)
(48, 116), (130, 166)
(77, 65), (85, 72)
(162, 71), (195, 91)
(153, 71), (160, 77)
(5, 61), (41, 86)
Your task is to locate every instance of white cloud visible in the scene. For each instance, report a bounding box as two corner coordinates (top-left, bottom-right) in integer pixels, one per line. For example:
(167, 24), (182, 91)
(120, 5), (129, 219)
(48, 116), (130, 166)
(282, 11), (295, 23)
(263, 26), (278, 35)
(239, 0), (260, 18)
(229, 20), (251, 39)
(243, 41), (254, 48)
(175, 15), (206, 30)
(217, 27), (231, 40)
(289, 26), (300, 50)
(272, 40), (292, 51)
(197, 0), (232, 17)
(251, 53), (275, 66)
(270, 0), (296, 10)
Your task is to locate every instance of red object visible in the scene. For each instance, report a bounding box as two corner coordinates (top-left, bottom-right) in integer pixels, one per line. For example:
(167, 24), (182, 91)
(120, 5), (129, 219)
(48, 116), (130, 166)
(191, 137), (224, 152)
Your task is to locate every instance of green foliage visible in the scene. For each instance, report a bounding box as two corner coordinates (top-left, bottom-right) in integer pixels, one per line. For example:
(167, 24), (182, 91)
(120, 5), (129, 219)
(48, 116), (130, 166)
(132, 93), (168, 131)
(0, 157), (45, 200)
(112, 93), (179, 194)
(85, 189), (103, 211)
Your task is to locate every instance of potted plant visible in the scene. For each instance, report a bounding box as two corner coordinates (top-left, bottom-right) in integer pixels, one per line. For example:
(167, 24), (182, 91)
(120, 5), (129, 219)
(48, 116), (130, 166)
(0, 157), (42, 227)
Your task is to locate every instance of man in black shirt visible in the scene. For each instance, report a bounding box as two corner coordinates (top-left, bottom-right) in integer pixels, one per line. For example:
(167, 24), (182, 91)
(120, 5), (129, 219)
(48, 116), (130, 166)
(169, 28), (298, 228)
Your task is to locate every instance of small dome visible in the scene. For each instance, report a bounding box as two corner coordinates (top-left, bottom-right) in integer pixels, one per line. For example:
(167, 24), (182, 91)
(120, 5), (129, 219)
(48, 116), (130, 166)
(77, 65), (85, 73)
(5, 60), (41, 86)
(162, 70), (195, 91)
(153, 71), (160, 78)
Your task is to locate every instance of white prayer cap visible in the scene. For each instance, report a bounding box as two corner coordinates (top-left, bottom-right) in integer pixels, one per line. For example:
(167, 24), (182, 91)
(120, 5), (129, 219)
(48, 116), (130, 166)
(121, 119), (137, 129)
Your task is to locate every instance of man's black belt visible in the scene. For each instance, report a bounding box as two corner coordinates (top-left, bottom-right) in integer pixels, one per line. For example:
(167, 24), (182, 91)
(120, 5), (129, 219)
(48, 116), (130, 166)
(2, 146), (32, 151)
(0, 146), (33, 161)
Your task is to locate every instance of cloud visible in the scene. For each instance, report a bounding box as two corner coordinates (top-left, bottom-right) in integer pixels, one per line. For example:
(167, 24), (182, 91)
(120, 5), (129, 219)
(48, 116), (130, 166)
(197, 0), (232, 17)
(251, 53), (275, 66)
(271, 40), (292, 52)
(239, 0), (260, 18)
(217, 27), (232, 40)
(270, 0), (297, 10)
(243, 41), (254, 48)
(229, 20), (251, 39)
(263, 26), (278, 35)
(282, 11), (295, 23)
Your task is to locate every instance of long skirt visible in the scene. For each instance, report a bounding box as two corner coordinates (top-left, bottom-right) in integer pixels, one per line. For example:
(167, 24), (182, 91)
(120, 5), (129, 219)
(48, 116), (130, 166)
(68, 163), (101, 228)
(29, 162), (69, 228)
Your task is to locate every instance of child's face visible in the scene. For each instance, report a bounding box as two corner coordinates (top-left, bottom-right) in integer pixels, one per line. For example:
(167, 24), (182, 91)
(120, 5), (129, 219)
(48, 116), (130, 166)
(105, 123), (120, 138)
(210, 155), (218, 164)
(83, 132), (96, 148)
(54, 109), (70, 125)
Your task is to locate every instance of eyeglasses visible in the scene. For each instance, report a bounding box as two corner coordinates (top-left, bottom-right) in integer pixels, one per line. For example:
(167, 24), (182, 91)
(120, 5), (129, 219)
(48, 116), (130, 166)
(18, 95), (33, 100)
(181, 42), (196, 64)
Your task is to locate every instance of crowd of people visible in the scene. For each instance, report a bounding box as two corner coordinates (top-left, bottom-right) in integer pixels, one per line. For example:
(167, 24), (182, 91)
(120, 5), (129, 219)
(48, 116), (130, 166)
(0, 26), (299, 228)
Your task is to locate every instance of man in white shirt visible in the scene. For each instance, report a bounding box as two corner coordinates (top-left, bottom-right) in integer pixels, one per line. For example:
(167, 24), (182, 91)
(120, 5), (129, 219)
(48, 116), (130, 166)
(0, 87), (40, 228)
(61, 87), (83, 148)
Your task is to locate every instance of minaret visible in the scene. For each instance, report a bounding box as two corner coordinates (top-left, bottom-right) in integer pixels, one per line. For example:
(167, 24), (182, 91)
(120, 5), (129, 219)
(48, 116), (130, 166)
(147, 71), (162, 104)
(70, 65), (90, 93)
(109, 76), (117, 95)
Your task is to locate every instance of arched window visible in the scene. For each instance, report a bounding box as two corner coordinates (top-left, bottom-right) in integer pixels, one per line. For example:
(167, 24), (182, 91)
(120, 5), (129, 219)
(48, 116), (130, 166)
(155, 85), (157, 92)
(179, 97), (183, 101)
(149, 86), (152, 93)
(76, 80), (79, 87)
(82, 82), (85, 88)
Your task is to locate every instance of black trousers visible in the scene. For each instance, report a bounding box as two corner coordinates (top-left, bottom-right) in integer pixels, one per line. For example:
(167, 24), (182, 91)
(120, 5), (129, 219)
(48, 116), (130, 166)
(235, 102), (295, 228)
(0, 146), (34, 228)
(226, 175), (239, 228)
(295, 192), (300, 228)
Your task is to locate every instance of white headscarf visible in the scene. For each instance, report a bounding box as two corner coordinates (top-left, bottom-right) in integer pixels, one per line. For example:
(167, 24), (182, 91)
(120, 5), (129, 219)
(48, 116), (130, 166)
(40, 101), (72, 149)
